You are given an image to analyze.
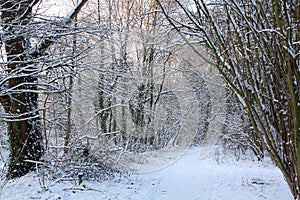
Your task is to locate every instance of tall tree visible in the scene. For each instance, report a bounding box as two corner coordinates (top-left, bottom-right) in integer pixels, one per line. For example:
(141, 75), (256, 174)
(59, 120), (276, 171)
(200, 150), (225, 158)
(157, 0), (300, 198)
(0, 0), (88, 179)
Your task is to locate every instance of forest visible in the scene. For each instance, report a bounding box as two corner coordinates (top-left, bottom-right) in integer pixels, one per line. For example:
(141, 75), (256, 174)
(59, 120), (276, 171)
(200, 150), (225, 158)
(0, 0), (299, 199)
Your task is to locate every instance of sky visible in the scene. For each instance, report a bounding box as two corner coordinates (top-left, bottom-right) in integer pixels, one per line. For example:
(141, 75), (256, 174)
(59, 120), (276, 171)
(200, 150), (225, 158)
(35, 0), (74, 17)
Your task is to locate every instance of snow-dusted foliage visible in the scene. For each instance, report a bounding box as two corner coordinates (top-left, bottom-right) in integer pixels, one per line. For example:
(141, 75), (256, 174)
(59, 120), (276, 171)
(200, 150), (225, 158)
(157, 0), (300, 198)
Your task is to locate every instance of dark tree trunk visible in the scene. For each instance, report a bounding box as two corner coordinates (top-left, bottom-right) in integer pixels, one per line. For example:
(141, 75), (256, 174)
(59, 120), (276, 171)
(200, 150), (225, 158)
(0, 0), (88, 179)
(5, 73), (44, 179)
(6, 95), (44, 179)
(0, 0), (44, 179)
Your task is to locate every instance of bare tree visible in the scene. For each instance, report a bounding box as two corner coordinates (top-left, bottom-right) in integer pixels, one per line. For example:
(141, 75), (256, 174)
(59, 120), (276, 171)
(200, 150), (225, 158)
(0, 0), (88, 179)
(90, 0), (179, 151)
(68, 1), (207, 168)
(157, 0), (300, 198)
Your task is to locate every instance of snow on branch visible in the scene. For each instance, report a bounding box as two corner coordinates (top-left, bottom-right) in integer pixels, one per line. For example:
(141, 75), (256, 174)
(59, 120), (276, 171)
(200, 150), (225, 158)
(29, 0), (88, 58)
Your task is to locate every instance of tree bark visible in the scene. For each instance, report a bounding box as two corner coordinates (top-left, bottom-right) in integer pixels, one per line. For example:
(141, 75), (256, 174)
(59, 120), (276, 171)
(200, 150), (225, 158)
(0, 0), (44, 179)
(0, 0), (88, 178)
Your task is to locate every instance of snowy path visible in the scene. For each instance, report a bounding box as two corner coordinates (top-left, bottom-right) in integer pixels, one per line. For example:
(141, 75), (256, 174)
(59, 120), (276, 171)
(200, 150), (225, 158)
(123, 148), (292, 200)
(144, 148), (292, 200)
(1, 148), (293, 200)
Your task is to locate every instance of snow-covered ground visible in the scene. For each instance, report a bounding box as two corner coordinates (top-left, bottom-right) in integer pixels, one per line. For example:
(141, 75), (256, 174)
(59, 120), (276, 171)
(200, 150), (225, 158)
(0, 147), (293, 200)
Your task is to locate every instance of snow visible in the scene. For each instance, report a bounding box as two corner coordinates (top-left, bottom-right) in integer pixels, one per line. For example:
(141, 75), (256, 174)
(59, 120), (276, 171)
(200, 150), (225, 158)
(0, 147), (293, 200)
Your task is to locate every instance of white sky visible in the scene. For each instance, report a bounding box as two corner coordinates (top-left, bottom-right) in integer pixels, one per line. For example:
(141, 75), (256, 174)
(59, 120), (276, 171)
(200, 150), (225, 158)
(35, 0), (75, 17)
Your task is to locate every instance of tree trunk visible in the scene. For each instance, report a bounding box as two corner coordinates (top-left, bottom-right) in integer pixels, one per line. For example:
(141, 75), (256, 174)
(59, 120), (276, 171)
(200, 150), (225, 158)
(1, 0), (88, 179)
(0, 0), (44, 179)
(6, 94), (44, 179)
(0, 84), (43, 179)
(1, 54), (44, 179)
